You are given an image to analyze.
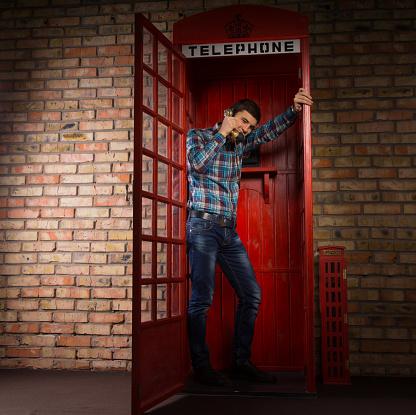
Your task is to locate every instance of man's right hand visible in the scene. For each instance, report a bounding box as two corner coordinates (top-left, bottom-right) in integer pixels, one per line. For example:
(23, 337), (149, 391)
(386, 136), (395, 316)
(219, 115), (237, 138)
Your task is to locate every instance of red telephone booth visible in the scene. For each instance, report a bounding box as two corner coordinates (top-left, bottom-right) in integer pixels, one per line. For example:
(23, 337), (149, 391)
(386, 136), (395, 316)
(133, 6), (314, 414)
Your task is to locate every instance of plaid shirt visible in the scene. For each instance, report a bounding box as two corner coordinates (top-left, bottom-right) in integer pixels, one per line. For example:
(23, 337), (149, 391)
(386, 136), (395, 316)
(186, 107), (299, 220)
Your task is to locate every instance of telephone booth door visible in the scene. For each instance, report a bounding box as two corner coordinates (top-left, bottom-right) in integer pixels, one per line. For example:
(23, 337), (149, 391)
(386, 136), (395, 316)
(133, 6), (314, 414)
(132, 14), (188, 415)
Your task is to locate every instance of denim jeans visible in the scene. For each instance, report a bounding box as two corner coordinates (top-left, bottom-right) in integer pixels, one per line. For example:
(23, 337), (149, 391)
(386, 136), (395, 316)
(186, 217), (261, 369)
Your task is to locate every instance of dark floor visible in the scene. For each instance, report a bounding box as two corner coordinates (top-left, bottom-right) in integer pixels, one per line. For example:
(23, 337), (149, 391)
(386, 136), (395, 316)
(1, 369), (415, 415)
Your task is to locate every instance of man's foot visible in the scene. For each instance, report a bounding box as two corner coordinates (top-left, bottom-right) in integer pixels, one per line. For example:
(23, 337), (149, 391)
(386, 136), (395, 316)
(193, 363), (225, 386)
(230, 360), (277, 383)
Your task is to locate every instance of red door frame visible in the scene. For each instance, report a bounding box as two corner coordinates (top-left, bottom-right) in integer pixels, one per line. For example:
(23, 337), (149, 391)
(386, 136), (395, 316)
(173, 5), (315, 393)
(133, 14), (188, 414)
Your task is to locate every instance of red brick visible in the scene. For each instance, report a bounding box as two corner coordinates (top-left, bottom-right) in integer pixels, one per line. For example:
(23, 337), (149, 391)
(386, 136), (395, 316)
(6, 324), (40, 334)
(41, 324), (75, 334)
(7, 348), (41, 358)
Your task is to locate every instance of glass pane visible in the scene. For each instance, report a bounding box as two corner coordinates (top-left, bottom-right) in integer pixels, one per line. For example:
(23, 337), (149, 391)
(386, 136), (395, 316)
(142, 28), (153, 69)
(143, 70), (154, 110)
(142, 155), (153, 193)
(157, 242), (167, 278)
(141, 284), (153, 322)
(172, 130), (182, 164)
(158, 41), (168, 80)
(172, 243), (181, 278)
(171, 283), (181, 316)
(142, 113), (154, 150)
(157, 122), (167, 157)
(157, 201), (167, 237)
(141, 241), (152, 278)
(157, 161), (168, 198)
(172, 166), (181, 201)
(172, 54), (182, 92)
(142, 197), (153, 236)
(157, 284), (167, 320)
(172, 206), (181, 239)
(158, 82), (168, 118)
(172, 92), (182, 127)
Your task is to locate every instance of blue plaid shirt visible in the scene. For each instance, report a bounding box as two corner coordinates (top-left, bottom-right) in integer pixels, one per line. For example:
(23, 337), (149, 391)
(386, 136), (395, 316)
(186, 107), (299, 220)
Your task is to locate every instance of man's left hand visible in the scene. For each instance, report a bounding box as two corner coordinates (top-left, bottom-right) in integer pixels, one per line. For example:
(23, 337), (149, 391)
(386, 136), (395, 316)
(293, 88), (313, 113)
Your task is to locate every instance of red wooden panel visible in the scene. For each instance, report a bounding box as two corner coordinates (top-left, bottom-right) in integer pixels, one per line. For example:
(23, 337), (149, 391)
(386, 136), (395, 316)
(288, 173), (302, 269)
(139, 321), (184, 412)
(276, 272), (291, 367)
(290, 272), (304, 368)
(196, 74), (306, 372)
(274, 173), (289, 267)
(259, 272), (277, 368)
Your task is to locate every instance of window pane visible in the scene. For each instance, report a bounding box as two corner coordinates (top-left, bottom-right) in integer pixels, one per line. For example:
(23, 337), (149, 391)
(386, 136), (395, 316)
(142, 155), (153, 193)
(158, 82), (168, 118)
(171, 282), (181, 316)
(157, 201), (167, 237)
(142, 197), (153, 236)
(157, 283), (167, 320)
(172, 54), (183, 92)
(142, 28), (153, 69)
(172, 243), (182, 278)
(141, 241), (152, 278)
(157, 122), (167, 158)
(157, 242), (167, 278)
(141, 284), (153, 322)
(158, 41), (168, 81)
(172, 166), (181, 201)
(143, 70), (154, 110)
(142, 113), (154, 150)
(172, 92), (182, 127)
(172, 206), (182, 239)
(172, 130), (182, 164)
(157, 161), (168, 198)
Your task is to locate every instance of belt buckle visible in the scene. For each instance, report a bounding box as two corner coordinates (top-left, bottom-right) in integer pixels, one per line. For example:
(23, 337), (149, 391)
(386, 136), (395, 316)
(221, 217), (226, 227)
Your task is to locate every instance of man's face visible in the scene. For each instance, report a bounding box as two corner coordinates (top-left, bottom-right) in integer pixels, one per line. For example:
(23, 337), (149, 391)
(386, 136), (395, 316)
(234, 110), (258, 137)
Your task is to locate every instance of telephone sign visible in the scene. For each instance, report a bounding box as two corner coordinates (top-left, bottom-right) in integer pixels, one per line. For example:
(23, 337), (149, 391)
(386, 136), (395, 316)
(182, 39), (301, 58)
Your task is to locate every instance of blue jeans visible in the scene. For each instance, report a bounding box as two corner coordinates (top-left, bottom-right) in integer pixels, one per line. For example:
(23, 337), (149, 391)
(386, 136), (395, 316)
(186, 217), (261, 369)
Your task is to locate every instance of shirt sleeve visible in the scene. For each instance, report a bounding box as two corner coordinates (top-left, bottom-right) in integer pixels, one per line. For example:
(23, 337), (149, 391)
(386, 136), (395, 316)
(242, 107), (300, 153)
(187, 129), (226, 173)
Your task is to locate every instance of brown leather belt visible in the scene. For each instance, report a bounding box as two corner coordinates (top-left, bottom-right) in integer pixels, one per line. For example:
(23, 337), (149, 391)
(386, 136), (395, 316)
(188, 210), (235, 229)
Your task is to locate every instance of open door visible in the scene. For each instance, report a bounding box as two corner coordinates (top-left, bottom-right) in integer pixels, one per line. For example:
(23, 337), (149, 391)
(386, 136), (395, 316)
(132, 14), (187, 414)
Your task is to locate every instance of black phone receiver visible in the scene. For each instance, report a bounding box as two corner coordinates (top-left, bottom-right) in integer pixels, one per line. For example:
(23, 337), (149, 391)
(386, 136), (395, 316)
(224, 109), (245, 144)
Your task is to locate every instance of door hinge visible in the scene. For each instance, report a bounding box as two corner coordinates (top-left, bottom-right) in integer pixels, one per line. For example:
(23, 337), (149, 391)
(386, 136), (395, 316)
(343, 269), (346, 279)
(344, 314), (348, 324)
(138, 384), (141, 398)
(298, 68), (302, 79)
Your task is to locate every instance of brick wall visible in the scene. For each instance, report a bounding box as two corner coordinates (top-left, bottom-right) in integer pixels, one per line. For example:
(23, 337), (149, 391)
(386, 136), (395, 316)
(0, 0), (415, 376)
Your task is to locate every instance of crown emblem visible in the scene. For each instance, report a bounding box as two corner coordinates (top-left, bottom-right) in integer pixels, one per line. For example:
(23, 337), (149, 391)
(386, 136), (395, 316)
(224, 14), (253, 39)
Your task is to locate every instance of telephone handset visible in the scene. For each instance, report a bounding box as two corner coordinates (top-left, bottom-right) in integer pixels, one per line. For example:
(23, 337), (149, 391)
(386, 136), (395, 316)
(223, 109), (245, 144)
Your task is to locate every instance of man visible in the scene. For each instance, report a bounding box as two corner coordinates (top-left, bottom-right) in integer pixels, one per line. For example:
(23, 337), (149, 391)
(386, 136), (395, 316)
(186, 88), (313, 386)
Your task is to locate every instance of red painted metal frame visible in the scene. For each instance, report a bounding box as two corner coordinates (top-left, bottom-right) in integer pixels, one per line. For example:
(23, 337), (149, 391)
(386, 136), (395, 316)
(301, 37), (315, 394)
(173, 5), (309, 44)
(132, 14), (187, 415)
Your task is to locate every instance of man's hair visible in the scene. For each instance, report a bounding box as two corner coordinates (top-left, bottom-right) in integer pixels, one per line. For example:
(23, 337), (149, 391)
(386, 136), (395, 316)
(230, 99), (261, 125)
